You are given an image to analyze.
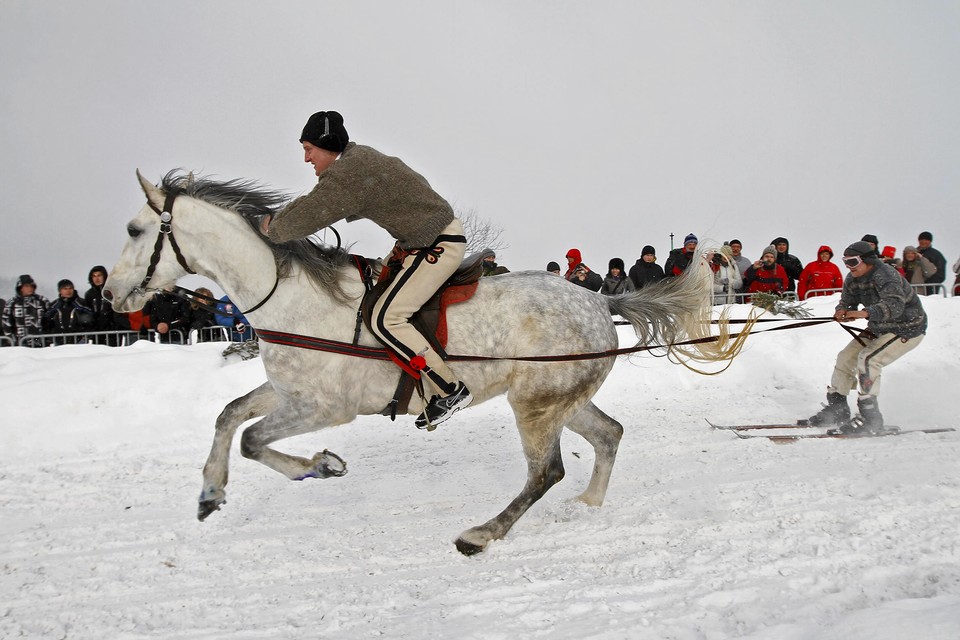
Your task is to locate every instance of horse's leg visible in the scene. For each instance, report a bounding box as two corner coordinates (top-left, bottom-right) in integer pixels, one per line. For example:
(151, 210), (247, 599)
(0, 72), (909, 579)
(564, 401), (623, 507)
(455, 399), (576, 555)
(198, 382), (279, 521)
(238, 407), (348, 481)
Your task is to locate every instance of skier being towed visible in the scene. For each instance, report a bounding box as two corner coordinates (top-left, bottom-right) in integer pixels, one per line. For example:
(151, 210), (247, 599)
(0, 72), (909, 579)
(804, 241), (927, 435)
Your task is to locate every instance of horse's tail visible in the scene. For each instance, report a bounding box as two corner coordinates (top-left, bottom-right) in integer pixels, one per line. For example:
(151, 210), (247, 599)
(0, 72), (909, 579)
(607, 252), (750, 370)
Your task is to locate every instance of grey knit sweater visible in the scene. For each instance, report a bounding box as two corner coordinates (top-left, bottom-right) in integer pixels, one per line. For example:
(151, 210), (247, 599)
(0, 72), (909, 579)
(268, 142), (455, 249)
(837, 261), (927, 339)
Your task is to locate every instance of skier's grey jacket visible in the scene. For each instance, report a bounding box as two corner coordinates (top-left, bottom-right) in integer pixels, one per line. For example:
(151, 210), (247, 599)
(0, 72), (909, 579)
(837, 262), (927, 339)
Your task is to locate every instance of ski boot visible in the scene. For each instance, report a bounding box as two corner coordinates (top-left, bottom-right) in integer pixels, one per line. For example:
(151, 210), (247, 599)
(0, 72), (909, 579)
(828, 395), (896, 436)
(800, 390), (850, 427)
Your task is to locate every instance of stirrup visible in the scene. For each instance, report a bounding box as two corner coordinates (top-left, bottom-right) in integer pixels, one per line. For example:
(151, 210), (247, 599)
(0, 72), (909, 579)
(415, 382), (472, 431)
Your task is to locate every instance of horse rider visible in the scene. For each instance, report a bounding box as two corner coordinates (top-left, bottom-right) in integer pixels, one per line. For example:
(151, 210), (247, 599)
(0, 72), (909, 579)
(260, 110), (472, 428)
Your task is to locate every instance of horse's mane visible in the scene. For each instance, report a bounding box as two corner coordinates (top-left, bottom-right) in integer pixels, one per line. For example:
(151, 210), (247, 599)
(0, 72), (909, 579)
(159, 170), (355, 303)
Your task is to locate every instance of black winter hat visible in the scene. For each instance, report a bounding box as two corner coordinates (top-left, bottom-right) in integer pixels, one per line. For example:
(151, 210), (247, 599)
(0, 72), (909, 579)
(300, 110), (349, 153)
(57, 279), (74, 290)
(918, 231), (933, 242)
(17, 274), (35, 287)
(861, 234), (879, 246)
(609, 257), (625, 272)
(641, 245), (656, 257)
(844, 241), (880, 263)
(546, 261), (561, 272)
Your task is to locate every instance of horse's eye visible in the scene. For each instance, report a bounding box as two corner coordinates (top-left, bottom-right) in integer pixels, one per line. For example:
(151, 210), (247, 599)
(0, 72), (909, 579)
(127, 224), (142, 239)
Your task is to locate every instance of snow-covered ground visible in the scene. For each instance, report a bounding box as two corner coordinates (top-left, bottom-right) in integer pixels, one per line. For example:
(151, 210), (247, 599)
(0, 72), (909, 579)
(2, 294), (959, 639)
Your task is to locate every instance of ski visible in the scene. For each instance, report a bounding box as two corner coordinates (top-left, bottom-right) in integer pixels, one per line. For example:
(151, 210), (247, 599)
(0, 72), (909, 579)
(731, 427), (953, 443)
(706, 420), (821, 431)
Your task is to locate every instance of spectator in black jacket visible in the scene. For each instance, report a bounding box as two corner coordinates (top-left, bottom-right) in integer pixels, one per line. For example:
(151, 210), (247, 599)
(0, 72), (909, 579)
(144, 291), (190, 343)
(84, 265), (130, 344)
(563, 249), (603, 291)
(770, 236), (803, 293)
(664, 234), (698, 278)
(43, 279), (94, 344)
(629, 245), (665, 289)
(2, 275), (49, 347)
(916, 231), (947, 295)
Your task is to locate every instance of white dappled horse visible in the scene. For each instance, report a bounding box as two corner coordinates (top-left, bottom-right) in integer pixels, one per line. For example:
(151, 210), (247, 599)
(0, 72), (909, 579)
(104, 170), (739, 554)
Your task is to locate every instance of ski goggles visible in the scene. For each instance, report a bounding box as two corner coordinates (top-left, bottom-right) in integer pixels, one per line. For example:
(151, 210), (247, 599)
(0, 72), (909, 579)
(842, 255), (864, 268)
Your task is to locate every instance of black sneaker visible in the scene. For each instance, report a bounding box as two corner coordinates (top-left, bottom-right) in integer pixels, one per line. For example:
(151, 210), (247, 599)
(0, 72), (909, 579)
(415, 382), (472, 430)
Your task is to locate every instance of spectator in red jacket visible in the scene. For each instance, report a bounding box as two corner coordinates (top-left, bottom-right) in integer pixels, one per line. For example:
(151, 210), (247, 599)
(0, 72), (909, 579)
(742, 245), (789, 301)
(797, 245), (843, 300)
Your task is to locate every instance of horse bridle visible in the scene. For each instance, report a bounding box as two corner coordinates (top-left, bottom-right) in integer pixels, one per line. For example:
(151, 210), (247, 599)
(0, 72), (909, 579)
(134, 191), (279, 316)
(136, 192), (195, 295)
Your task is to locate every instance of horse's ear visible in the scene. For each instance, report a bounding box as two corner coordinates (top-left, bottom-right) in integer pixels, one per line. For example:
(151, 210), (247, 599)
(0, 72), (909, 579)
(136, 169), (164, 209)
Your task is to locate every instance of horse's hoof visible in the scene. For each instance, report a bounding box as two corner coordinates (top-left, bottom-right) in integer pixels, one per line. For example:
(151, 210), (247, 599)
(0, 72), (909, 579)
(455, 537), (486, 556)
(197, 499), (224, 521)
(297, 450), (347, 480)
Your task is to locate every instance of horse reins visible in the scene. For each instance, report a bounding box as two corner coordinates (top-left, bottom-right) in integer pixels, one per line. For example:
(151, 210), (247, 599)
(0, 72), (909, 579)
(256, 315), (868, 364)
(135, 191), (280, 316)
(132, 191), (869, 360)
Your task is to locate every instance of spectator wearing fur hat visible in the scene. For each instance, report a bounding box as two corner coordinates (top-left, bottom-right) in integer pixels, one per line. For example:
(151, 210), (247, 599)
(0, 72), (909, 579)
(2, 275), (50, 347)
(708, 245), (742, 305)
(770, 237), (803, 293)
(900, 246), (937, 289)
(664, 233), (699, 278)
(742, 245), (789, 301)
(629, 245), (665, 290)
(600, 258), (636, 296)
(797, 245), (843, 300)
(915, 232), (946, 295)
(260, 109), (471, 428)
(803, 240), (926, 436)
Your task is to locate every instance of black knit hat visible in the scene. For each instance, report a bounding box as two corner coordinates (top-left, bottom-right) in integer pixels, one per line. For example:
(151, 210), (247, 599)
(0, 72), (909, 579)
(641, 245), (656, 257)
(918, 231), (933, 242)
(300, 111), (349, 153)
(844, 241), (880, 263)
(57, 279), (74, 290)
(861, 234), (879, 246)
(546, 261), (561, 272)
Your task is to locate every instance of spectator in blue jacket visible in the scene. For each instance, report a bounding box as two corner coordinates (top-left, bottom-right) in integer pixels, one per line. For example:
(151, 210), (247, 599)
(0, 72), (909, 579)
(215, 296), (254, 342)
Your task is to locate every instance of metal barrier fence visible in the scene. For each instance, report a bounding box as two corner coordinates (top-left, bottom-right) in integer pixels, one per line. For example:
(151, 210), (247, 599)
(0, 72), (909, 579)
(717, 291), (800, 305)
(10, 326), (242, 348)
(910, 282), (949, 297)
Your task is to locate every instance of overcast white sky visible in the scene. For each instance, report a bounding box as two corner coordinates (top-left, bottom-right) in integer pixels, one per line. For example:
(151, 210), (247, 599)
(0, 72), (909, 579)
(2, 0), (958, 295)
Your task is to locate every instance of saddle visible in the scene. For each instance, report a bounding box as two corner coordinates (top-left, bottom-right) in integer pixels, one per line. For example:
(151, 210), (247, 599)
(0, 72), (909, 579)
(352, 249), (484, 418)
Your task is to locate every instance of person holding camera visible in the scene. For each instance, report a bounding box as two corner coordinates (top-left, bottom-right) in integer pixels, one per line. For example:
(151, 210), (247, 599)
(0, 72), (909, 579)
(708, 245), (742, 305)
(742, 246), (789, 302)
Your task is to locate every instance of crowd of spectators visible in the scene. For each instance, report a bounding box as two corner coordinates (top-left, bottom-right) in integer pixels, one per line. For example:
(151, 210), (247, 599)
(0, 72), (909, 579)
(1, 265), (251, 347)
(3, 231), (956, 347)
(546, 231), (957, 302)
